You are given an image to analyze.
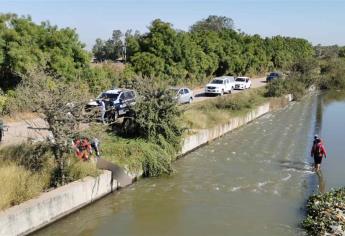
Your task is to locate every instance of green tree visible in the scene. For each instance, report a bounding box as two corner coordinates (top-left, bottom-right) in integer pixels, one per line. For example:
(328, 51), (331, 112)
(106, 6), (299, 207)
(16, 71), (91, 185)
(0, 14), (90, 90)
(92, 30), (124, 62)
(190, 15), (234, 32)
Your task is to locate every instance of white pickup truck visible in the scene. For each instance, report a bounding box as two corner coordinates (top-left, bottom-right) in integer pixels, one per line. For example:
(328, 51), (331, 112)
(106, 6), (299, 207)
(235, 76), (252, 90)
(205, 76), (236, 96)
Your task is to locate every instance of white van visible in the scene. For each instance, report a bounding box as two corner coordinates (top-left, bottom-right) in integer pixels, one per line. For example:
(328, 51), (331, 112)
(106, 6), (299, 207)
(205, 76), (236, 96)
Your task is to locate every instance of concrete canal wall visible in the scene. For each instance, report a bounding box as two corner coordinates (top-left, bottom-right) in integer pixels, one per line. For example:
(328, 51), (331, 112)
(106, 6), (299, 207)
(0, 95), (292, 236)
(0, 171), (117, 236)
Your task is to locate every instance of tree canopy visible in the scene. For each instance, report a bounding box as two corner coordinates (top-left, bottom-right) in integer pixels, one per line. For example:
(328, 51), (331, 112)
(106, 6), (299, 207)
(0, 14), (90, 90)
(94, 16), (314, 85)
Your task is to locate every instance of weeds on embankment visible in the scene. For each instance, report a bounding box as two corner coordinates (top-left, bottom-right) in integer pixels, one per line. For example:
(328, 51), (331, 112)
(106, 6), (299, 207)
(0, 143), (99, 210)
(302, 188), (345, 235)
(182, 88), (267, 129)
(0, 164), (46, 210)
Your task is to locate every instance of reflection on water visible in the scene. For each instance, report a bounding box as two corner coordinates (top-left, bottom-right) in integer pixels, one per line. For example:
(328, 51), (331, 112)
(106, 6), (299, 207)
(316, 171), (326, 194)
(34, 91), (345, 236)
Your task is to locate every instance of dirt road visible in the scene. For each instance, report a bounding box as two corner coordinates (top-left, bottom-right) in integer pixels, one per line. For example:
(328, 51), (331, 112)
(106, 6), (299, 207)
(0, 117), (50, 148)
(192, 77), (266, 103)
(0, 77), (267, 147)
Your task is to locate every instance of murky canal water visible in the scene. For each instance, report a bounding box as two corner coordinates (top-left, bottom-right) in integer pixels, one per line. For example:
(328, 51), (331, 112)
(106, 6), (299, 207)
(34, 92), (345, 236)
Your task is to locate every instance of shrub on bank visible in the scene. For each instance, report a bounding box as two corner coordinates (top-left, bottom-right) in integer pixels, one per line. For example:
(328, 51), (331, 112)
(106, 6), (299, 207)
(319, 59), (345, 90)
(302, 188), (345, 235)
(87, 124), (174, 177)
(265, 78), (307, 100)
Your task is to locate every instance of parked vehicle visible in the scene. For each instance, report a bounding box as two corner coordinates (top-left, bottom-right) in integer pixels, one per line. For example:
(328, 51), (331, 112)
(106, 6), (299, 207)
(205, 76), (236, 96)
(235, 77), (252, 90)
(266, 72), (282, 82)
(170, 87), (194, 104)
(86, 88), (137, 122)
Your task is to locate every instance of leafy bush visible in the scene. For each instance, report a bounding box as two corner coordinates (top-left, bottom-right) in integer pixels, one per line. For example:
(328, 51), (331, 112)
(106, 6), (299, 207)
(89, 124), (174, 177)
(302, 188), (345, 235)
(265, 79), (288, 97)
(130, 79), (183, 154)
(0, 163), (47, 210)
(319, 59), (345, 90)
(265, 78), (306, 100)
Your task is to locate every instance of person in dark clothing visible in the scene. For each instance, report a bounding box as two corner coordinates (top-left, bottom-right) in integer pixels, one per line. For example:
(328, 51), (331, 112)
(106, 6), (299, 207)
(310, 137), (327, 172)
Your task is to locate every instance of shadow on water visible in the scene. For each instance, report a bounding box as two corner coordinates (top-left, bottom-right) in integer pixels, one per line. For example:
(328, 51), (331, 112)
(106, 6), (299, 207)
(316, 170), (326, 194)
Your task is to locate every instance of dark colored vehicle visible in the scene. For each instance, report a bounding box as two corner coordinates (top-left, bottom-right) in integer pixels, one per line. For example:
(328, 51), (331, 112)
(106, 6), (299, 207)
(266, 72), (282, 82)
(86, 89), (136, 122)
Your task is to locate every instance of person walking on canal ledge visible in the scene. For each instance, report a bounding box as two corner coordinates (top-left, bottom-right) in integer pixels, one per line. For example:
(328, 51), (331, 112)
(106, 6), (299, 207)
(311, 135), (327, 172)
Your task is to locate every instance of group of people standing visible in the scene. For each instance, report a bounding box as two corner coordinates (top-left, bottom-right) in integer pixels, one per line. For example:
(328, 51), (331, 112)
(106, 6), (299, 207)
(72, 137), (101, 161)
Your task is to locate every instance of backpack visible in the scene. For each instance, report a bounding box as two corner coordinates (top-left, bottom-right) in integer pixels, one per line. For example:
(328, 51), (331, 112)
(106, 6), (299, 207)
(313, 143), (322, 157)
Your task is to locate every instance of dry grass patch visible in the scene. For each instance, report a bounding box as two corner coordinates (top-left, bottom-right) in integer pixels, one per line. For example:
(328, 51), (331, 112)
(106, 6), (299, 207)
(182, 88), (267, 129)
(0, 163), (47, 210)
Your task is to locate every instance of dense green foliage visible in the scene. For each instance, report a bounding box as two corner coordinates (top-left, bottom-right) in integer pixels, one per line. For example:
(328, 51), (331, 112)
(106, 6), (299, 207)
(131, 80), (183, 152)
(0, 14), (90, 90)
(92, 30), (124, 62)
(302, 188), (345, 235)
(315, 44), (345, 59)
(85, 124), (175, 177)
(319, 58), (345, 89)
(265, 56), (345, 99)
(94, 16), (314, 85)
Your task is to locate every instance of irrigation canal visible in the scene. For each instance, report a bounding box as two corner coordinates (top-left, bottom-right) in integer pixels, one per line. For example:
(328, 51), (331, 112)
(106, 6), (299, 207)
(34, 91), (345, 236)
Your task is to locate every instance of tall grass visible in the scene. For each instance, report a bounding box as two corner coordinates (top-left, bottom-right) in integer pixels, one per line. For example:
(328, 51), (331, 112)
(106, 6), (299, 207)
(0, 142), (99, 210)
(0, 163), (48, 210)
(183, 88), (267, 129)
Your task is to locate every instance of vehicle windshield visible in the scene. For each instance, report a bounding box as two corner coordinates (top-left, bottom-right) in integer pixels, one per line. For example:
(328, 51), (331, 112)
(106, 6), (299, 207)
(211, 79), (223, 84)
(97, 93), (119, 100)
(269, 73), (279, 77)
(236, 78), (246, 82)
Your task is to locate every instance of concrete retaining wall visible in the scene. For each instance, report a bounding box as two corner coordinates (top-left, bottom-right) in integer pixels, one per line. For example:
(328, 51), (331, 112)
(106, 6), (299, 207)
(0, 95), (292, 236)
(182, 102), (270, 154)
(0, 171), (118, 236)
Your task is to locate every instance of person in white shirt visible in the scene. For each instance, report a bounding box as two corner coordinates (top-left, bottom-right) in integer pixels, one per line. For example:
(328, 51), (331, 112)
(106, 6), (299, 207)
(99, 100), (106, 124)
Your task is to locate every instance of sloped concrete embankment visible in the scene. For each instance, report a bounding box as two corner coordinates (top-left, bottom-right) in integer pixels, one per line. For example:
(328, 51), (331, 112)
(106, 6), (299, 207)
(0, 95), (292, 236)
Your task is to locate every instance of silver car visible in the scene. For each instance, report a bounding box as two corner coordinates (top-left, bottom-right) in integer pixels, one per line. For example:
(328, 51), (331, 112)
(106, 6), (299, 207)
(170, 87), (194, 104)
